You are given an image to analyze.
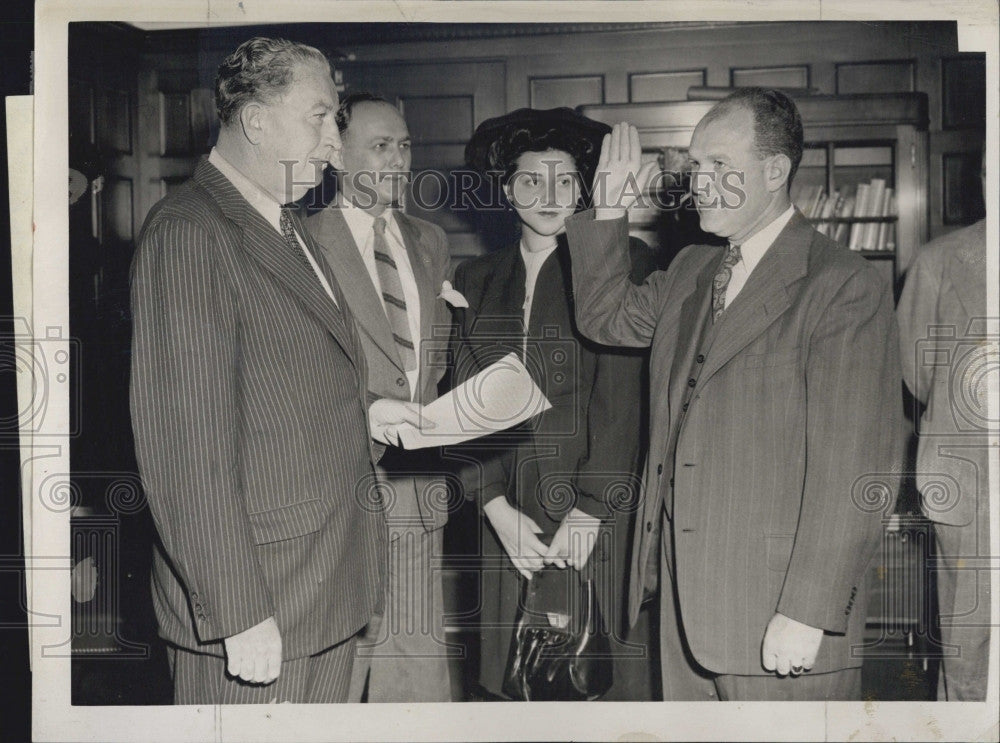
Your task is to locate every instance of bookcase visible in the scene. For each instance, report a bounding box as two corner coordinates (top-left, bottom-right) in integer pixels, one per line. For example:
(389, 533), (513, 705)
(580, 93), (929, 284)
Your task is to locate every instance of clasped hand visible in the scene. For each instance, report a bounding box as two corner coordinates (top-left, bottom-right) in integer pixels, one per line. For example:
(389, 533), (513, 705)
(483, 498), (601, 579)
(761, 612), (823, 676)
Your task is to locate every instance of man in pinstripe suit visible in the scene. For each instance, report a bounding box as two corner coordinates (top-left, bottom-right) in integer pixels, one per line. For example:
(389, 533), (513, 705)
(565, 89), (904, 700)
(130, 37), (422, 704)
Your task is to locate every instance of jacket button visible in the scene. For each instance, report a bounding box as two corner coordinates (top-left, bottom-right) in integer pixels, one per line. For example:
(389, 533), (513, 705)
(396, 377), (406, 387)
(656, 464), (663, 475)
(669, 477), (674, 487)
(646, 521), (653, 533)
(696, 354), (705, 363)
(687, 378), (696, 387)
(682, 402), (689, 412)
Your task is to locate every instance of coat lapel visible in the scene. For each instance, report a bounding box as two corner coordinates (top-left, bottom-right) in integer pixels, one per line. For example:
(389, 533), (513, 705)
(697, 211), (810, 388)
(194, 161), (361, 368)
(668, 254), (717, 415)
(468, 245), (525, 370)
(308, 205), (403, 373)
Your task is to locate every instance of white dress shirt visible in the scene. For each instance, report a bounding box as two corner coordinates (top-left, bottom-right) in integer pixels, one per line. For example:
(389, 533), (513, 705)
(208, 148), (337, 305)
(520, 241), (559, 357)
(339, 198), (422, 397)
(723, 205), (795, 309)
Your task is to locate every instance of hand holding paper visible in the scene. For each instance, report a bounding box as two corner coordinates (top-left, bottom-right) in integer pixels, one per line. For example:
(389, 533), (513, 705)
(397, 352), (551, 449)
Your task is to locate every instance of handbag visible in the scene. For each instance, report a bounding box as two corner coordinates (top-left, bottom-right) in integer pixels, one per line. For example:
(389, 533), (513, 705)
(501, 566), (613, 701)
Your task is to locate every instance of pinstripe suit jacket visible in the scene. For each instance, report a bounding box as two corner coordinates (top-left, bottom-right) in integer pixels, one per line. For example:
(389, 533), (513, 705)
(566, 209), (904, 675)
(305, 206), (453, 532)
(130, 159), (387, 661)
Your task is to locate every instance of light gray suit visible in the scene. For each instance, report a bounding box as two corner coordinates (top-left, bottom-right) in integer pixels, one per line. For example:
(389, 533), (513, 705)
(305, 204), (454, 701)
(897, 218), (990, 700)
(566, 209), (904, 700)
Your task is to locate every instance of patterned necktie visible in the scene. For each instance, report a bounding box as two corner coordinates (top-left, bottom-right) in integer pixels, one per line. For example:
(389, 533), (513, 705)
(712, 242), (742, 321)
(373, 216), (416, 372)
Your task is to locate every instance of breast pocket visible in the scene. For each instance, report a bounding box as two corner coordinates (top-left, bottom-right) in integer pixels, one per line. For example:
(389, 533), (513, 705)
(743, 347), (801, 368)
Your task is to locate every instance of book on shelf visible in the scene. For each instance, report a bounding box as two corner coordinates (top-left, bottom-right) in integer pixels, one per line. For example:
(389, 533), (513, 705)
(848, 182), (871, 250)
(860, 178), (886, 250)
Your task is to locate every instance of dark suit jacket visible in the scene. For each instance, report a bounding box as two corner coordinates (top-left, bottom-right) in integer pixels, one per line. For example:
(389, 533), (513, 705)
(897, 219), (989, 527)
(130, 159), (386, 660)
(566, 209), (904, 676)
(305, 206), (453, 531)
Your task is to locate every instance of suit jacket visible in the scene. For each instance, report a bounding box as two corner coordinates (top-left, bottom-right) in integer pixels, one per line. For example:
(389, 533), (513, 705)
(305, 205), (453, 531)
(451, 236), (655, 530)
(897, 219), (989, 527)
(130, 159), (387, 661)
(566, 208), (904, 676)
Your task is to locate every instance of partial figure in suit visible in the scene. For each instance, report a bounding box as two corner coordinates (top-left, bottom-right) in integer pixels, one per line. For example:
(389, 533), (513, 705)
(130, 38), (422, 704)
(453, 108), (658, 700)
(565, 88), (904, 701)
(305, 93), (454, 702)
(897, 155), (990, 700)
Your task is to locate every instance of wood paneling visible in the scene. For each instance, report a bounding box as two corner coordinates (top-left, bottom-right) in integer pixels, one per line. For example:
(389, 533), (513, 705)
(529, 75), (604, 109)
(629, 69), (706, 102)
(731, 65), (809, 89)
(837, 60), (915, 94)
(941, 55), (986, 130)
(105, 177), (134, 241)
(399, 95), (474, 143)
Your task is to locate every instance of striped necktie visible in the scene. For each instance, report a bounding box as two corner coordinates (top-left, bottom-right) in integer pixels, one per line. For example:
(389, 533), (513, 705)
(373, 216), (416, 372)
(711, 242), (742, 321)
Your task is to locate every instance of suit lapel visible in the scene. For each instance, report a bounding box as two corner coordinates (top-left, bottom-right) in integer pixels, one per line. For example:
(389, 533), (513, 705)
(469, 246), (525, 369)
(697, 212), (811, 388)
(668, 254), (717, 415)
(194, 162), (361, 368)
(309, 205), (403, 373)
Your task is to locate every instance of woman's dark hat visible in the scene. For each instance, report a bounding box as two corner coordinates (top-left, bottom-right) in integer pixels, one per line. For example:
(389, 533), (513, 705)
(464, 107), (611, 175)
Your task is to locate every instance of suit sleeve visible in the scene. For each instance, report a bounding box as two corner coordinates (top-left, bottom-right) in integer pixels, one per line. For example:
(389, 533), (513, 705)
(564, 209), (673, 348)
(130, 217), (273, 643)
(776, 266), (903, 633)
(571, 238), (654, 521)
(449, 261), (512, 506)
(896, 249), (943, 406)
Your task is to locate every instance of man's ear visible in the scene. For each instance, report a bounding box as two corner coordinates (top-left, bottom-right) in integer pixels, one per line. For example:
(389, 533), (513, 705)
(765, 153), (792, 194)
(239, 102), (266, 145)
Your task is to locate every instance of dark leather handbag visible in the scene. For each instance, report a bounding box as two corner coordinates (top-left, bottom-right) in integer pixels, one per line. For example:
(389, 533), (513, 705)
(502, 567), (613, 701)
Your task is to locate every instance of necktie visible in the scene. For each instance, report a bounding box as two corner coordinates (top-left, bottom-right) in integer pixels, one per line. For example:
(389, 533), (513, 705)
(712, 242), (742, 321)
(373, 216), (416, 372)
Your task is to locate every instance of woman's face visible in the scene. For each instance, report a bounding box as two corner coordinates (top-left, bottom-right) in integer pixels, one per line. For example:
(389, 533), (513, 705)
(504, 149), (582, 239)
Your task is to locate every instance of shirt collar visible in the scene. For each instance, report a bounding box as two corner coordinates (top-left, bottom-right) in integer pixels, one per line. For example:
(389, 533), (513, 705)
(735, 204), (795, 274)
(208, 147), (283, 232)
(337, 196), (398, 242)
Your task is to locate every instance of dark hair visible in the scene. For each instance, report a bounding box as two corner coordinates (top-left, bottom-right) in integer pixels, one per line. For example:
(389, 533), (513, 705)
(335, 92), (393, 134)
(705, 87), (804, 188)
(214, 37), (329, 126)
(488, 126), (599, 189)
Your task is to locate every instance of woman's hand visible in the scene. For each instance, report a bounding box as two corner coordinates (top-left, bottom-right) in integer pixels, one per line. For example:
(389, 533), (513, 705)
(544, 508), (601, 570)
(483, 497), (549, 579)
(593, 122), (659, 221)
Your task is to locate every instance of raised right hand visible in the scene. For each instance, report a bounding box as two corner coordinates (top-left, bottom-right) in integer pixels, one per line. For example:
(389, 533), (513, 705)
(223, 615), (282, 684)
(593, 122), (659, 221)
(483, 497), (549, 579)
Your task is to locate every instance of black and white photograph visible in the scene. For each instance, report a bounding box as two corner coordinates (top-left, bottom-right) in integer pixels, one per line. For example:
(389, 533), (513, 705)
(12, 1), (999, 740)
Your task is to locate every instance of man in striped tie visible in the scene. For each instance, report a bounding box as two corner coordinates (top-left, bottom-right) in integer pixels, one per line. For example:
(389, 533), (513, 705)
(565, 88), (904, 700)
(306, 93), (455, 702)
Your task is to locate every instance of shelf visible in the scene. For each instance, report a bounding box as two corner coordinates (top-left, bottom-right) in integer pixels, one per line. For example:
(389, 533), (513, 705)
(854, 250), (896, 259)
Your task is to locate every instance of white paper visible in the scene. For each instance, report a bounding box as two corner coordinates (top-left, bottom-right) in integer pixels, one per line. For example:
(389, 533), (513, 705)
(397, 352), (551, 449)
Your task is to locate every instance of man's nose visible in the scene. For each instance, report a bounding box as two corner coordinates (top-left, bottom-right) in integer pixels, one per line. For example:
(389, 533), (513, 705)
(389, 145), (407, 169)
(324, 117), (343, 150)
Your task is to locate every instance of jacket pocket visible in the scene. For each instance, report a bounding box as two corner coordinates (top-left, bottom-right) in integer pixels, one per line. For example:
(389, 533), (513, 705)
(765, 533), (795, 571)
(247, 498), (327, 545)
(743, 348), (800, 368)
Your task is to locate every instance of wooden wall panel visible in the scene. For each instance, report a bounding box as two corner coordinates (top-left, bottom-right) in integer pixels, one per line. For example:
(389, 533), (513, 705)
(836, 60), (915, 94)
(731, 65), (810, 88)
(629, 69), (706, 102)
(529, 75), (604, 108)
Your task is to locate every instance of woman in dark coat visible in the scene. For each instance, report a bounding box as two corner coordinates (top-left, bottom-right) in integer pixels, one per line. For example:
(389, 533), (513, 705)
(452, 108), (657, 700)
